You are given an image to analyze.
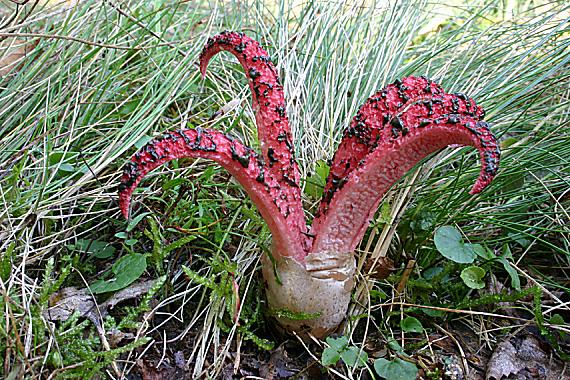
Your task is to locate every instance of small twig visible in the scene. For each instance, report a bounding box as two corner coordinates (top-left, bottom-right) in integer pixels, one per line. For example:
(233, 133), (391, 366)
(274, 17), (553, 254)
(396, 259), (416, 294)
(0, 32), (167, 50)
(372, 301), (538, 323)
(233, 333), (242, 375)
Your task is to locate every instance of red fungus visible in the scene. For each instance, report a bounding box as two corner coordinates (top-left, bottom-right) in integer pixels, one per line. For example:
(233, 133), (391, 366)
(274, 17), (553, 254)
(311, 77), (499, 253)
(118, 32), (500, 338)
(117, 128), (306, 261)
(199, 32), (308, 252)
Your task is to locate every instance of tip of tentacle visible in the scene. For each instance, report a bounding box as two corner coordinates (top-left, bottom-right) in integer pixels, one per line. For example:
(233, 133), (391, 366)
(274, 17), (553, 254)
(469, 165), (498, 195)
(118, 184), (131, 220)
(199, 59), (208, 80)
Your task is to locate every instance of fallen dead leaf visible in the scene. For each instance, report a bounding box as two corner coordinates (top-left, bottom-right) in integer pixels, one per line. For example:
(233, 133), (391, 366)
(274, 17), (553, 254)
(486, 335), (567, 380)
(174, 351), (187, 370)
(363, 256), (395, 280)
(209, 98), (241, 121)
(0, 40), (37, 77)
(101, 279), (157, 311)
(107, 328), (134, 348)
(0, 0), (84, 77)
(43, 286), (95, 321)
(43, 279), (157, 323)
(221, 352), (263, 380)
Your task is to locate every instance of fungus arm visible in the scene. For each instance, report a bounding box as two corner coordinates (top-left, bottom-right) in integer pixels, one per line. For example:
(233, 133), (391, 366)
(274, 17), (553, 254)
(319, 76), (486, 217)
(118, 128), (306, 260)
(199, 31), (308, 250)
(311, 85), (499, 254)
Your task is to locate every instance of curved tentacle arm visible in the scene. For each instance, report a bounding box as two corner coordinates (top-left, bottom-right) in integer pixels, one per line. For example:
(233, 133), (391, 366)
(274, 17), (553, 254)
(199, 31), (308, 249)
(311, 113), (500, 254)
(319, 76), (486, 217)
(118, 128), (306, 261)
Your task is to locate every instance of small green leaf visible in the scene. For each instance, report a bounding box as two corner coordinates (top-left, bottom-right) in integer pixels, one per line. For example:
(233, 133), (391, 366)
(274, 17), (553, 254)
(502, 244), (514, 260)
(73, 239), (115, 259)
(374, 358), (418, 380)
(59, 163), (75, 172)
(471, 243), (493, 260)
(115, 232), (128, 239)
(1, 242), (15, 281)
(326, 336), (348, 351)
(461, 266), (486, 289)
(386, 338), (404, 353)
(340, 346), (368, 367)
(550, 314), (567, 339)
(162, 177), (188, 191)
(370, 288), (388, 301)
(422, 308), (446, 317)
(164, 235), (197, 253)
(321, 347), (341, 366)
(400, 317), (424, 333)
(90, 253), (147, 293)
(378, 201), (392, 224)
(507, 232), (531, 248)
(423, 266), (443, 280)
(500, 137), (518, 148)
(304, 160), (329, 199)
(500, 258), (521, 290)
(126, 212), (151, 232)
(434, 226), (475, 264)
(500, 244), (521, 290)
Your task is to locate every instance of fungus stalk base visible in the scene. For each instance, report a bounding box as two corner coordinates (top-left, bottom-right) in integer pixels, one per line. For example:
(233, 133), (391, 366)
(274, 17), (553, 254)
(261, 250), (356, 338)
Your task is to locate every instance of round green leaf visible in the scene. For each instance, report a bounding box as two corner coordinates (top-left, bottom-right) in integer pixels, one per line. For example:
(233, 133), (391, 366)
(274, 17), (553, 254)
(374, 358), (418, 380)
(400, 317), (424, 333)
(460, 266), (486, 289)
(434, 226), (475, 264)
(321, 347), (341, 366)
(340, 346), (368, 367)
(326, 336), (348, 351)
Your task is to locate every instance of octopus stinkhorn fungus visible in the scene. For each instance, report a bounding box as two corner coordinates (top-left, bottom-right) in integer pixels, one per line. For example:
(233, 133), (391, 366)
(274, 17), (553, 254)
(118, 31), (500, 338)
